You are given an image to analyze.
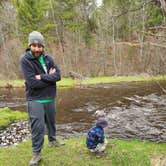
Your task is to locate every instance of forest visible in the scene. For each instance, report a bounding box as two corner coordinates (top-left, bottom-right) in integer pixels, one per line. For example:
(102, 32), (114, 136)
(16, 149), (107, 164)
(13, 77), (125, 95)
(0, 0), (166, 79)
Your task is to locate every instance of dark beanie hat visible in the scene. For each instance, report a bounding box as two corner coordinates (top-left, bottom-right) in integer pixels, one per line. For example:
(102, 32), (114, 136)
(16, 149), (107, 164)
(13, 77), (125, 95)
(28, 31), (45, 47)
(96, 118), (108, 127)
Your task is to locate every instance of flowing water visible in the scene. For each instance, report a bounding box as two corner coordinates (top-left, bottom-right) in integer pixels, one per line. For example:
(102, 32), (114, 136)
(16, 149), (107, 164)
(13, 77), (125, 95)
(0, 81), (166, 146)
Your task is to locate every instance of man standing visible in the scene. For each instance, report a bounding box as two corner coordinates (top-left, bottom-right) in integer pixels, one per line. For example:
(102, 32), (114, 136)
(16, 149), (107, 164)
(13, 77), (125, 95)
(20, 31), (64, 166)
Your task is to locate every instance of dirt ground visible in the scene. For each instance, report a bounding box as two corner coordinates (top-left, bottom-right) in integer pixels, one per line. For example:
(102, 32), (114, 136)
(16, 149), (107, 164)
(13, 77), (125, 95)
(150, 155), (166, 166)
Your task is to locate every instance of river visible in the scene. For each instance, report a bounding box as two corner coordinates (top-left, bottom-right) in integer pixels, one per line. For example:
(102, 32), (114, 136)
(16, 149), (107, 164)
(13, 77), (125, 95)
(0, 81), (166, 144)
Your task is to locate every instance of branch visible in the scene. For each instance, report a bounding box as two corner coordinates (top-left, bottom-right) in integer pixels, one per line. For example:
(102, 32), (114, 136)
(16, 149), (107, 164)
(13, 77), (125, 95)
(148, 42), (166, 48)
(0, 31), (9, 40)
(114, 0), (155, 19)
(115, 41), (166, 49)
(148, 25), (166, 30)
(139, 30), (166, 38)
(115, 42), (140, 47)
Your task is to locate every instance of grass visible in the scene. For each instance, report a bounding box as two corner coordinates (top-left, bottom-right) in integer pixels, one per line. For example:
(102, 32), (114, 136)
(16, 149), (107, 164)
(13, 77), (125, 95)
(0, 75), (165, 88)
(0, 137), (165, 166)
(0, 107), (27, 129)
(81, 75), (166, 85)
(57, 77), (76, 87)
(0, 80), (24, 87)
(0, 78), (76, 88)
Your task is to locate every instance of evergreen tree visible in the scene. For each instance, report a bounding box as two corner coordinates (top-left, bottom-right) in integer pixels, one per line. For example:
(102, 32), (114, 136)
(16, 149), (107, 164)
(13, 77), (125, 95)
(49, 0), (82, 45)
(101, 0), (163, 40)
(13, 0), (52, 46)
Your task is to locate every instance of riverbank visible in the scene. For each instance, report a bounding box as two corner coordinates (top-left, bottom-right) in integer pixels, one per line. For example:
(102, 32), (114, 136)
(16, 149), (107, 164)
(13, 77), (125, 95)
(0, 75), (166, 88)
(0, 107), (27, 129)
(0, 137), (165, 166)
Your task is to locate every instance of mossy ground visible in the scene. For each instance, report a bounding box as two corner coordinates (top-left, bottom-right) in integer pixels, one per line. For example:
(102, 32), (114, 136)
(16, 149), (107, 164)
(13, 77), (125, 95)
(0, 107), (27, 129)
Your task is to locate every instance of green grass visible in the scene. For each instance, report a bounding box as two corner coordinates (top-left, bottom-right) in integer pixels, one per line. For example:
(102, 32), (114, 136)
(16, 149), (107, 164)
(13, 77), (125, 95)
(0, 78), (76, 88)
(0, 107), (27, 129)
(0, 80), (24, 87)
(0, 76), (165, 88)
(0, 137), (165, 166)
(81, 75), (166, 85)
(57, 77), (76, 87)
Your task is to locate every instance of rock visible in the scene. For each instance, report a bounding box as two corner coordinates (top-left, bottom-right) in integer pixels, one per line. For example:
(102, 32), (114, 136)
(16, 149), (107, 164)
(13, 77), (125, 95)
(95, 110), (106, 117)
(69, 71), (88, 80)
(0, 120), (30, 147)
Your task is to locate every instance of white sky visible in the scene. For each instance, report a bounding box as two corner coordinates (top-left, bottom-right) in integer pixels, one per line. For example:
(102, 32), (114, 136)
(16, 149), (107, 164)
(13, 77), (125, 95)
(96, 0), (103, 7)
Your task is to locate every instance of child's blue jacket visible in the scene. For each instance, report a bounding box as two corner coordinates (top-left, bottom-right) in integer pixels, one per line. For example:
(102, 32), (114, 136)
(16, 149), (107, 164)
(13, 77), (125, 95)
(86, 126), (104, 149)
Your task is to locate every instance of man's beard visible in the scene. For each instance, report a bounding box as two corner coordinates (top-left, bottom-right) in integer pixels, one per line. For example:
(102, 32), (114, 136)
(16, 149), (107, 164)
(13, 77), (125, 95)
(32, 51), (42, 57)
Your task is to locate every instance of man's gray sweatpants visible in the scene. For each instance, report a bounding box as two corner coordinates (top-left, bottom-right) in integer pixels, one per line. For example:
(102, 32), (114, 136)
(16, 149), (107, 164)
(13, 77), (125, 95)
(27, 101), (56, 153)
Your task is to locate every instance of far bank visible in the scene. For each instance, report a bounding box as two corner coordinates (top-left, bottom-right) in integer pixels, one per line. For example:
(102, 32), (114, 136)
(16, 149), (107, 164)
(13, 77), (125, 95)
(0, 75), (165, 88)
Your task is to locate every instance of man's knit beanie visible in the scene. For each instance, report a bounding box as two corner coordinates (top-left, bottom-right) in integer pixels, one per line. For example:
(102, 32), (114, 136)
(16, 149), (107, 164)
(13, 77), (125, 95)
(96, 118), (108, 128)
(28, 31), (45, 47)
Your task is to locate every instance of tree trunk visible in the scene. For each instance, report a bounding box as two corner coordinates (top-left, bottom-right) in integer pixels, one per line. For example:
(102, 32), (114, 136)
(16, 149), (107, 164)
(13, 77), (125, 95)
(160, 0), (166, 22)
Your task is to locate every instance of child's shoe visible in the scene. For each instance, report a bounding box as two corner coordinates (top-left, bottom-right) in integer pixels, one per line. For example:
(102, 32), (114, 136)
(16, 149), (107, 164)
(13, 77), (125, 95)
(95, 151), (107, 158)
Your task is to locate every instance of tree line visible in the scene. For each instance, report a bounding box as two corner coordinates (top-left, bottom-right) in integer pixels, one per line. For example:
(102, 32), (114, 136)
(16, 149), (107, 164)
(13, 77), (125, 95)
(0, 0), (166, 79)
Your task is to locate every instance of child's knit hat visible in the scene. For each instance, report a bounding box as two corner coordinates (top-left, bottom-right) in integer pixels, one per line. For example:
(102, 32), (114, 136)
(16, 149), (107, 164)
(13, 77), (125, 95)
(96, 118), (108, 128)
(28, 31), (45, 47)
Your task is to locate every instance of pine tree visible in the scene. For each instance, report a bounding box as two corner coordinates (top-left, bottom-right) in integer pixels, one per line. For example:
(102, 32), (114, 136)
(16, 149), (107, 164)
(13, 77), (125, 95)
(13, 0), (52, 46)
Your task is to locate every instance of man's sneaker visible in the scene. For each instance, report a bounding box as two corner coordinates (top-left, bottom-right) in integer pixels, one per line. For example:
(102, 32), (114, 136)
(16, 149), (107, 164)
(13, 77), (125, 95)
(29, 152), (41, 166)
(48, 140), (65, 147)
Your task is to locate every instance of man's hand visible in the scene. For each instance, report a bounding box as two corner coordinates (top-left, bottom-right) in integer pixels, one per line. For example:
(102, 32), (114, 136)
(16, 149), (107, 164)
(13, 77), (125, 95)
(35, 75), (41, 80)
(35, 68), (56, 80)
(49, 68), (56, 74)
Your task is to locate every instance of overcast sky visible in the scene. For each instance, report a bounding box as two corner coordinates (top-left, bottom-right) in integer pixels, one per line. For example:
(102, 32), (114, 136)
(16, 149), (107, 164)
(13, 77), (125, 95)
(96, 0), (103, 7)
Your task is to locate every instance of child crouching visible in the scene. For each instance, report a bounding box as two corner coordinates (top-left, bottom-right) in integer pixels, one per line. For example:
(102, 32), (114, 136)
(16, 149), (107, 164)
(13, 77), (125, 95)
(86, 118), (108, 156)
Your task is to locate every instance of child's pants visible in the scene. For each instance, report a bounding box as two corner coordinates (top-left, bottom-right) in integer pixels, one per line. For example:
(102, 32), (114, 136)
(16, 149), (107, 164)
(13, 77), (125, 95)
(90, 138), (108, 152)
